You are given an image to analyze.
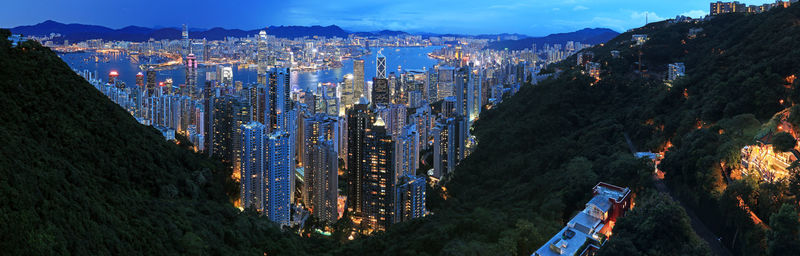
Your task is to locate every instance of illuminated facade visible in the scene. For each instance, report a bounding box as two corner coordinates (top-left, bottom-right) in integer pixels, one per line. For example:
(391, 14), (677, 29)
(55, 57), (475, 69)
(354, 59), (365, 99)
(667, 62), (685, 81)
(267, 67), (292, 133)
(363, 117), (395, 232)
(303, 114), (339, 223)
(346, 101), (372, 215)
(372, 77), (390, 105)
(395, 174), (426, 223)
(240, 121), (267, 212)
(185, 53), (197, 98)
(268, 131), (293, 227)
(377, 51), (386, 79)
(257, 30), (268, 85)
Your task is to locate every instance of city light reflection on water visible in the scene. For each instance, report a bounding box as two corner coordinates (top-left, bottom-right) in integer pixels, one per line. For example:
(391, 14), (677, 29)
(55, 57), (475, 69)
(60, 46), (441, 92)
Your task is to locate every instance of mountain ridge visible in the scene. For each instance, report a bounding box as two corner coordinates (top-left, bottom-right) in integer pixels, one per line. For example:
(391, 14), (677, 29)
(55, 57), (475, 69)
(487, 28), (620, 50)
(7, 20), (618, 45)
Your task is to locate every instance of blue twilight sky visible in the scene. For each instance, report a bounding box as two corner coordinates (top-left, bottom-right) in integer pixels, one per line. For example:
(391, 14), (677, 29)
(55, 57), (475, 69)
(0, 0), (778, 36)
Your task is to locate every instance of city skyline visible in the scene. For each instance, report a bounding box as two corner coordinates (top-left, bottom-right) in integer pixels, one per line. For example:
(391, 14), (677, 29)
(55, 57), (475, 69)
(0, 0), (780, 36)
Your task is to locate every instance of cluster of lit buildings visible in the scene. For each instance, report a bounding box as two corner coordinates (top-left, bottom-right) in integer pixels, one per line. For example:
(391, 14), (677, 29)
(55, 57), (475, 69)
(75, 24), (588, 234)
(710, 0), (797, 15)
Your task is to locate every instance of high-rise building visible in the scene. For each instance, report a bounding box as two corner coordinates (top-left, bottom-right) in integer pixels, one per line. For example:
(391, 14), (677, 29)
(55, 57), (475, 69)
(470, 68), (483, 120)
(346, 99), (372, 215)
(146, 67), (156, 96)
(395, 174), (426, 223)
(185, 53), (198, 98)
(431, 120), (449, 178)
(135, 72), (144, 87)
(455, 66), (472, 118)
(437, 66), (455, 100)
(267, 67), (291, 132)
(203, 39), (210, 63)
(216, 65), (234, 86)
(302, 114), (339, 223)
(372, 77), (390, 105)
(354, 59), (365, 98)
(257, 30), (268, 85)
(108, 71), (119, 86)
(267, 131), (293, 227)
(182, 24), (189, 56)
(341, 74), (355, 107)
(363, 116), (395, 232)
(449, 116), (469, 163)
(377, 51), (386, 79)
(396, 125), (420, 180)
(239, 121), (267, 212)
(211, 96), (250, 166)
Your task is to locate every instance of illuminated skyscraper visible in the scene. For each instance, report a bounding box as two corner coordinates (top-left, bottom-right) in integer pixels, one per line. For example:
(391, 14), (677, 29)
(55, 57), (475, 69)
(346, 99), (372, 215)
(135, 72), (144, 87)
(341, 74), (355, 107)
(216, 65), (233, 86)
(353, 59), (365, 99)
(303, 114), (339, 223)
(211, 96), (250, 166)
(267, 67), (291, 132)
(146, 67), (156, 96)
(257, 30), (268, 85)
(185, 53), (198, 98)
(267, 131), (292, 227)
(181, 24), (189, 55)
(431, 120), (448, 178)
(377, 51), (386, 79)
(372, 77), (389, 105)
(108, 71), (119, 86)
(437, 66), (455, 100)
(239, 121), (267, 212)
(455, 66), (472, 118)
(363, 116), (395, 232)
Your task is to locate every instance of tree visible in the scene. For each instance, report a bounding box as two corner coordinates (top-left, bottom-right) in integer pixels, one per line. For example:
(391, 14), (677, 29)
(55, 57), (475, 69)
(772, 132), (796, 153)
(767, 204), (800, 255)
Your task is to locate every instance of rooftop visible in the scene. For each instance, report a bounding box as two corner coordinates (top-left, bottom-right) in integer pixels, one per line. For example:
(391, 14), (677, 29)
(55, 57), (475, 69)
(533, 227), (592, 256)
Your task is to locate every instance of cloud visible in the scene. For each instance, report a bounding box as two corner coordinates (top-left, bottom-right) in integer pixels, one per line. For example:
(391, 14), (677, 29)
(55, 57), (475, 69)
(681, 10), (708, 18)
(552, 8), (560, 11)
(573, 5), (588, 11)
(630, 11), (665, 22)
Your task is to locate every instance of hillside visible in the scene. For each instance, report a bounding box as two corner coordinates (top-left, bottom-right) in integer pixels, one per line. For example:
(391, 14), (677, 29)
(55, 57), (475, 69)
(0, 29), (331, 255)
(553, 5), (800, 256)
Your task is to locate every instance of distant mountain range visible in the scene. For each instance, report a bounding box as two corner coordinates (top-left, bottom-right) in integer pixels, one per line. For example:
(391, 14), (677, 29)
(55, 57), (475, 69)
(7, 20), (619, 48)
(487, 28), (620, 51)
(8, 20), (351, 42)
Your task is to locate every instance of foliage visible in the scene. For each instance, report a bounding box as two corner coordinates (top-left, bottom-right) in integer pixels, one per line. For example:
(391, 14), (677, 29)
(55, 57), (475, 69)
(597, 191), (711, 256)
(767, 204), (800, 255)
(772, 132), (796, 152)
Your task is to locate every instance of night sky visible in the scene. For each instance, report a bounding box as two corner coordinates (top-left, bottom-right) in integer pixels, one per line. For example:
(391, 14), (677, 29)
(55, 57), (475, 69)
(0, 0), (777, 36)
